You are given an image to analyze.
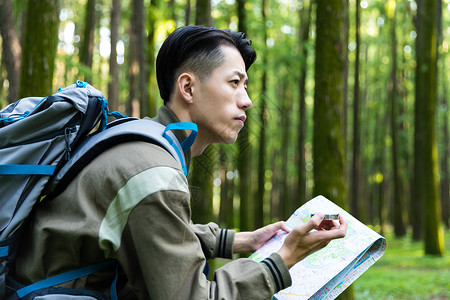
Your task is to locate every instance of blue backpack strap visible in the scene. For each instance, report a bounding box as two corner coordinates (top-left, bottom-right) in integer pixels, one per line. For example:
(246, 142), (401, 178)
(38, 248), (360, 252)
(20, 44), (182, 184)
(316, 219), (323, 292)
(0, 165), (56, 175)
(163, 122), (198, 176)
(16, 260), (117, 299)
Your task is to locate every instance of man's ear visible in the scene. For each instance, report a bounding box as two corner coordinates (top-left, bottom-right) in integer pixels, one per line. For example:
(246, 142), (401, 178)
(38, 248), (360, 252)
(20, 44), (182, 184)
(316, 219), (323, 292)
(177, 73), (195, 104)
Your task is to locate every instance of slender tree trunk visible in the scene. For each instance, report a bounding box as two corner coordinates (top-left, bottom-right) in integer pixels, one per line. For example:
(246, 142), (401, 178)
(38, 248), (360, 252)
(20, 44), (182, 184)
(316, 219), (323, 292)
(296, 0), (311, 206)
(255, 0), (268, 229)
(127, 0), (143, 117)
(350, 0), (361, 219)
(195, 0), (212, 26)
(236, 0), (253, 231)
(19, 0), (59, 97)
(190, 147), (216, 224)
(281, 81), (293, 219)
(437, 0), (449, 230)
(440, 89), (449, 228)
(388, 1), (407, 237)
(270, 148), (281, 221)
(147, 0), (160, 117)
(79, 0), (96, 83)
(0, 0), (22, 103)
(414, 0), (445, 255)
(108, 0), (121, 112)
(411, 0), (423, 241)
(314, 1), (354, 299)
(135, 0), (148, 118)
(219, 147), (234, 228)
(185, 0), (191, 26)
(190, 0), (216, 228)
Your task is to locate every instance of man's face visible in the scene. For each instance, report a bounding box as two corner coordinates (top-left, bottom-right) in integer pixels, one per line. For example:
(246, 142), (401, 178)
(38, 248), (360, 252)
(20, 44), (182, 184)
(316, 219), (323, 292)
(190, 45), (252, 145)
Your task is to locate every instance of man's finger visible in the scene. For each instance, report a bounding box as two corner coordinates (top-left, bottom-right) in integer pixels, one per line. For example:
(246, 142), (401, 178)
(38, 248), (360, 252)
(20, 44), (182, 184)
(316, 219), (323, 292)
(297, 212), (325, 234)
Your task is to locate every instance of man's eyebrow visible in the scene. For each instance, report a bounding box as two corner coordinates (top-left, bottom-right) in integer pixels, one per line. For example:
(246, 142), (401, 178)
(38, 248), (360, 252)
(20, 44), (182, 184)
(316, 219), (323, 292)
(234, 70), (249, 83)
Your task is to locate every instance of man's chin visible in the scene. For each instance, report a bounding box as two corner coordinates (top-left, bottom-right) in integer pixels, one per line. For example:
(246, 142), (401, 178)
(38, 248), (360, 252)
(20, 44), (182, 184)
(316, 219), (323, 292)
(219, 134), (239, 145)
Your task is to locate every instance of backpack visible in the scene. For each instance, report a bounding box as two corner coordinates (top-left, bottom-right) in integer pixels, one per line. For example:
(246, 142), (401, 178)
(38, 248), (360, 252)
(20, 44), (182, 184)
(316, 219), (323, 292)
(0, 81), (198, 299)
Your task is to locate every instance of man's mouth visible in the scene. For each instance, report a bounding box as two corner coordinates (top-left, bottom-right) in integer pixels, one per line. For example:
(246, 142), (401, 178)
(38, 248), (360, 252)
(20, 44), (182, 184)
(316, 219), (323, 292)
(235, 116), (246, 126)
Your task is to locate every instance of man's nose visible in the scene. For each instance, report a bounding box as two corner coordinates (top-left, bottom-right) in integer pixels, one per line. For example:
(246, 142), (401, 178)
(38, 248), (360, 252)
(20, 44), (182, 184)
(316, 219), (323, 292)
(239, 90), (252, 111)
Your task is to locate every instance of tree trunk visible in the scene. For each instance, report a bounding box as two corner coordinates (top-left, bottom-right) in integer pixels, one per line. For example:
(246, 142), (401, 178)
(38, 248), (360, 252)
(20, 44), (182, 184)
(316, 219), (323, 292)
(147, 0), (160, 117)
(190, 0), (216, 227)
(440, 89), (449, 228)
(281, 81), (293, 219)
(236, 0), (253, 231)
(313, 0), (349, 207)
(350, 0), (361, 219)
(79, 0), (96, 83)
(127, 0), (144, 117)
(185, 0), (191, 26)
(136, 0), (148, 118)
(0, 0), (22, 103)
(219, 147), (234, 228)
(437, 0), (449, 230)
(108, 0), (121, 112)
(314, 1), (354, 298)
(195, 0), (212, 26)
(255, 0), (268, 229)
(296, 0), (311, 206)
(388, 0), (407, 237)
(19, 0), (59, 97)
(190, 147), (216, 224)
(414, 0), (445, 255)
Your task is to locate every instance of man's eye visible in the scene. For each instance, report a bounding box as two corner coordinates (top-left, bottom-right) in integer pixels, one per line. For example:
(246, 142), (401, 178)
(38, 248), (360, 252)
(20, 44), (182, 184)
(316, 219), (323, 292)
(231, 80), (239, 85)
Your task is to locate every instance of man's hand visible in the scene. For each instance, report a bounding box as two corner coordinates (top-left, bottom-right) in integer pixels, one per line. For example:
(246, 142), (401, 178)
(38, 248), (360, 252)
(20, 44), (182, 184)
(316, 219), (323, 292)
(234, 221), (291, 253)
(277, 213), (347, 268)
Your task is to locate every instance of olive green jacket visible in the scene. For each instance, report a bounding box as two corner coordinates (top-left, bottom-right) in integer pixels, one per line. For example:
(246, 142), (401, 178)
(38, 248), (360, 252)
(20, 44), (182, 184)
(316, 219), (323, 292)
(15, 106), (291, 299)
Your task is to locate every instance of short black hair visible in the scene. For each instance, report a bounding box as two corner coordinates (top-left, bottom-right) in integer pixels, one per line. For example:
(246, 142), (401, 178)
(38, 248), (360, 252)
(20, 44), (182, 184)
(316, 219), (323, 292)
(156, 25), (257, 104)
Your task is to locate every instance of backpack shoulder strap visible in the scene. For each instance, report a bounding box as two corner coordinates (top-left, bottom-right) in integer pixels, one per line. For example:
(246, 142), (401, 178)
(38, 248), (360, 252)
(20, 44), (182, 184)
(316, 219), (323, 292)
(47, 118), (197, 199)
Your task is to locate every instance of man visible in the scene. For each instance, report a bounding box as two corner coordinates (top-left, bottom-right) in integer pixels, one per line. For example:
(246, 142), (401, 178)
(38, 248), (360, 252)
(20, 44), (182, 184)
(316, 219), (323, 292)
(14, 26), (347, 299)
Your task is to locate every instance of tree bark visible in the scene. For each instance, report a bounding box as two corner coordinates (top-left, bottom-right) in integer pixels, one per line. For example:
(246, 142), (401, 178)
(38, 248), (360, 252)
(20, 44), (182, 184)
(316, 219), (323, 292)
(236, 0), (253, 231)
(388, 0), (407, 237)
(190, 0), (216, 227)
(296, 0), (311, 206)
(255, 0), (268, 229)
(440, 89), (449, 229)
(219, 147), (234, 228)
(280, 81), (293, 220)
(108, 0), (121, 112)
(127, 0), (145, 117)
(147, 0), (160, 117)
(414, 0), (445, 255)
(350, 0), (361, 219)
(195, 0), (212, 26)
(190, 147), (216, 224)
(0, 0), (22, 102)
(19, 0), (59, 97)
(314, 0), (354, 298)
(79, 0), (96, 83)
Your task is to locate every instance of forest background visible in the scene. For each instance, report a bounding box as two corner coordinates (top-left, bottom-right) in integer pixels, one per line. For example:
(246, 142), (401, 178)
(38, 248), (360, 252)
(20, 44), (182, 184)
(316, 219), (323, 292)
(0, 0), (449, 298)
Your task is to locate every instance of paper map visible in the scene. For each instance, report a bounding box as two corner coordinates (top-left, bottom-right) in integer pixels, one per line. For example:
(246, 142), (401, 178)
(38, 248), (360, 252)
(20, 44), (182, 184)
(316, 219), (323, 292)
(249, 195), (386, 300)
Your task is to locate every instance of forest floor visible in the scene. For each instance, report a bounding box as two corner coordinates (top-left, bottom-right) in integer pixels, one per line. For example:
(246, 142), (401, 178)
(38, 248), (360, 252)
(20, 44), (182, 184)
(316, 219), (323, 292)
(354, 228), (450, 299)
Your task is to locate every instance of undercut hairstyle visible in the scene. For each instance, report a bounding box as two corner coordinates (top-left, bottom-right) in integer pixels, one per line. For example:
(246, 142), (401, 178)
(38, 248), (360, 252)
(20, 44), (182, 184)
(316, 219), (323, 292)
(156, 25), (257, 104)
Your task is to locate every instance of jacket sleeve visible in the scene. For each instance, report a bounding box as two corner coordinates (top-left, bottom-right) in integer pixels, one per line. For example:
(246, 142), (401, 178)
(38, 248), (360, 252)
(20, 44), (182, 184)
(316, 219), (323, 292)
(105, 164), (291, 299)
(189, 222), (235, 259)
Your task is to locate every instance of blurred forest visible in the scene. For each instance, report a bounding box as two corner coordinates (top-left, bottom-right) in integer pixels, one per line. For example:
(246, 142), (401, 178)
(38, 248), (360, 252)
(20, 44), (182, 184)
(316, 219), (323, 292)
(0, 0), (449, 265)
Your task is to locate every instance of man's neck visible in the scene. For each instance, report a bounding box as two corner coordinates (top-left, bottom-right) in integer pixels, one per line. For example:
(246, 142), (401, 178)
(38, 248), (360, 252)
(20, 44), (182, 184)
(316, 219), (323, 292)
(166, 102), (209, 157)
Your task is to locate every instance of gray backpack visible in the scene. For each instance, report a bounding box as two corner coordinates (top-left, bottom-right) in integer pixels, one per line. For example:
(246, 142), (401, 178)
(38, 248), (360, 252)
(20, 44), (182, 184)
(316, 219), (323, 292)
(0, 81), (197, 299)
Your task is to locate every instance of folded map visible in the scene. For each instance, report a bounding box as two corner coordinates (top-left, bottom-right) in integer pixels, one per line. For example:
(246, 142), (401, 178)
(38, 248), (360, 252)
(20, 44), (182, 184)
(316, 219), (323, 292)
(249, 195), (387, 300)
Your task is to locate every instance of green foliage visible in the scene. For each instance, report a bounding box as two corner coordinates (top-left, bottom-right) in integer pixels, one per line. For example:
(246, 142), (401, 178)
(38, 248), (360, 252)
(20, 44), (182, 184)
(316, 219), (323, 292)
(355, 230), (450, 299)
